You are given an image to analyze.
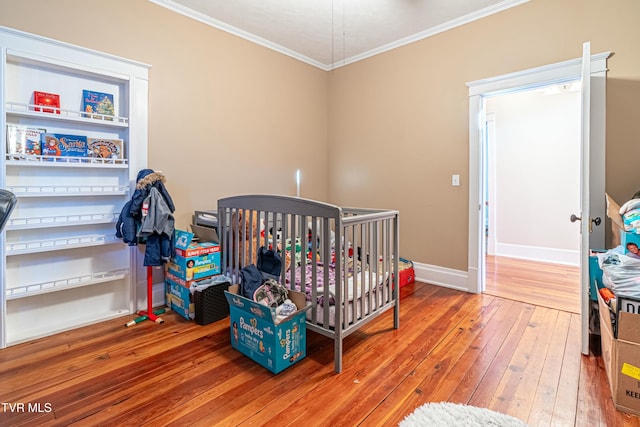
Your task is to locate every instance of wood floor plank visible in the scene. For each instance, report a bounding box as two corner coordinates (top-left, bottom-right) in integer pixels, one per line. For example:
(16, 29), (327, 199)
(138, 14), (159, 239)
(551, 313), (582, 426)
(467, 303), (535, 408)
(488, 306), (549, 417)
(447, 298), (523, 404)
(577, 349), (605, 427)
(526, 310), (572, 426)
(507, 307), (559, 421)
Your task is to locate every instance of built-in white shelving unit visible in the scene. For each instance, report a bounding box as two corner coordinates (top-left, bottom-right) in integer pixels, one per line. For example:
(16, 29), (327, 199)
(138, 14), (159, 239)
(0, 26), (150, 346)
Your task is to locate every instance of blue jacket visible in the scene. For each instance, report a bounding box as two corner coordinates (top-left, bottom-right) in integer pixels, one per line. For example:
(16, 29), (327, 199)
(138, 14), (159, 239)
(115, 199), (138, 245)
(115, 169), (176, 266)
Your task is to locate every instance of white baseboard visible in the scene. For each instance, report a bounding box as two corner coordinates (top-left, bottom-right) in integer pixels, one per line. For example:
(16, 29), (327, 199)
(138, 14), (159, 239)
(495, 243), (579, 266)
(153, 282), (166, 308)
(413, 262), (470, 293)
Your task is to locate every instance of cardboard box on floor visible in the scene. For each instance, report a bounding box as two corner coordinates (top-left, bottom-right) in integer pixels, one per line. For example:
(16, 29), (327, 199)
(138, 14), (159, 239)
(224, 285), (308, 374)
(598, 290), (640, 416)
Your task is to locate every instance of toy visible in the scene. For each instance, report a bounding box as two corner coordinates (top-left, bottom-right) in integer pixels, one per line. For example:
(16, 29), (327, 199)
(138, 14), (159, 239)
(231, 209), (265, 267)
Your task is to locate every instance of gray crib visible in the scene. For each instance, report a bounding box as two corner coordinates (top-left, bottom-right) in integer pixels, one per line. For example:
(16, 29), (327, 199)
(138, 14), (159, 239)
(218, 194), (400, 373)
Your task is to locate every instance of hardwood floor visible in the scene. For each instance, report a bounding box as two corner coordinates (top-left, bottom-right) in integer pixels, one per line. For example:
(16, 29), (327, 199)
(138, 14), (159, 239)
(0, 281), (638, 426)
(485, 255), (582, 314)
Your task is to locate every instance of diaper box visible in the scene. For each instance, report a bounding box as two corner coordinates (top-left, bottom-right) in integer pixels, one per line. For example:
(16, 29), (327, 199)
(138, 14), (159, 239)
(165, 277), (194, 320)
(169, 229), (220, 280)
(224, 285), (308, 374)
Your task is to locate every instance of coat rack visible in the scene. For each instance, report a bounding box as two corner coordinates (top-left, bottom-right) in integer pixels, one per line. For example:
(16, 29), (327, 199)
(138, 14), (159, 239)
(126, 266), (165, 326)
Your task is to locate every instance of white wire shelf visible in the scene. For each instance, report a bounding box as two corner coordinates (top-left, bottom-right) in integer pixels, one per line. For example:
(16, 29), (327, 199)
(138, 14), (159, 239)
(5, 154), (128, 168)
(7, 185), (129, 197)
(6, 213), (119, 230)
(5, 101), (128, 127)
(6, 233), (122, 255)
(5, 269), (128, 300)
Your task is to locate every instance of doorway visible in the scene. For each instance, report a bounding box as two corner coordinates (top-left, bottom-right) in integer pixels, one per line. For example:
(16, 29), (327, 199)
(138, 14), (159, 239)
(467, 49), (611, 355)
(482, 84), (582, 313)
(466, 51), (610, 295)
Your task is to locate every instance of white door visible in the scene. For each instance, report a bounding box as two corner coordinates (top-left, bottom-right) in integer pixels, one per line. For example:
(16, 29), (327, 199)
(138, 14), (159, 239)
(578, 42), (592, 355)
(467, 47), (611, 353)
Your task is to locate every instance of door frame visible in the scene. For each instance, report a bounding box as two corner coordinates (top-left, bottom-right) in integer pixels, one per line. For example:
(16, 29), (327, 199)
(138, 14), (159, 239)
(466, 51), (611, 293)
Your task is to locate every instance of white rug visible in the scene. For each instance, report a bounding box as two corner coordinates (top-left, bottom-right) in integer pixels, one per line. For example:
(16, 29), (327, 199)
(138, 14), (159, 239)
(399, 402), (529, 427)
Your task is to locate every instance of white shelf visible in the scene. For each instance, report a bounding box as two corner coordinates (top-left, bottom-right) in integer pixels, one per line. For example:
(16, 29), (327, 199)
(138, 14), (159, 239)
(0, 25), (149, 348)
(7, 213), (119, 230)
(8, 185), (129, 197)
(5, 155), (128, 168)
(5, 269), (128, 300)
(6, 102), (128, 127)
(6, 233), (121, 255)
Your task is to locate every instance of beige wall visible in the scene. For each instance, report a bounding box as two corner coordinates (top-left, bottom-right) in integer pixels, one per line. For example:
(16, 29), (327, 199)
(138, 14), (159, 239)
(1, 0), (639, 273)
(0, 0), (329, 230)
(328, 0), (640, 270)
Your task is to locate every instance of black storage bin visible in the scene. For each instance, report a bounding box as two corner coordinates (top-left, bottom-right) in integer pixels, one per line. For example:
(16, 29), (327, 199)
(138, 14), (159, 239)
(193, 280), (230, 325)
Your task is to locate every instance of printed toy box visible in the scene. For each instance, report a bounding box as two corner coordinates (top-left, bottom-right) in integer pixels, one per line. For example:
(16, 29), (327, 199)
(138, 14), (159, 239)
(169, 230), (220, 280)
(224, 285), (308, 374)
(399, 258), (415, 288)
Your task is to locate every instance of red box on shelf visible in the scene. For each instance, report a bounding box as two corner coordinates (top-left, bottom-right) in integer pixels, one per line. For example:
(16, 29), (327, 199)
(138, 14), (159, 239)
(33, 91), (60, 114)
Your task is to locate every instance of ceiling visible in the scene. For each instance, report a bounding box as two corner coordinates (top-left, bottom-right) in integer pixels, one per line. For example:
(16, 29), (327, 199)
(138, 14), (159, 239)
(150, 0), (529, 70)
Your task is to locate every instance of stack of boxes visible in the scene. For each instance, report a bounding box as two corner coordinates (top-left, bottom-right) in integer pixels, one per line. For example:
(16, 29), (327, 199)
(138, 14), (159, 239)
(165, 229), (222, 321)
(166, 213), (309, 373)
(597, 194), (640, 416)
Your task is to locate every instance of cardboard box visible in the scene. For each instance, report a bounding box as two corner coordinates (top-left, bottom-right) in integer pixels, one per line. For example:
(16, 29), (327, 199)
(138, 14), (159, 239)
(607, 193), (640, 253)
(166, 257), (220, 281)
(171, 229), (221, 280)
(225, 284), (308, 374)
(598, 290), (640, 416)
(166, 278), (194, 320)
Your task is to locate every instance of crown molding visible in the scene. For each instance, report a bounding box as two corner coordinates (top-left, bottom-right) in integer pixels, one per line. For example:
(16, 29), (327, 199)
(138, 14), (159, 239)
(150, 0), (529, 71)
